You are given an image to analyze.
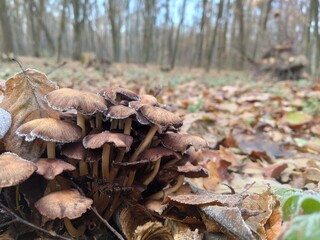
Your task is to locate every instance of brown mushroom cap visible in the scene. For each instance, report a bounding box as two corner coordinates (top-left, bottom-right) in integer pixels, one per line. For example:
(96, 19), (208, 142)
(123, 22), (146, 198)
(106, 105), (137, 120)
(160, 132), (208, 153)
(139, 105), (182, 131)
(35, 158), (76, 180)
(61, 142), (101, 162)
(99, 87), (139, 103)
(0, 152), (37, 188)
(16, 118), (82, 143)
(139, 147), (181, 162)
(140, 94), (159, 106)
(44, 88), (107, 115)
(35, 189), (93, 219)
(83, 131), (133, 152)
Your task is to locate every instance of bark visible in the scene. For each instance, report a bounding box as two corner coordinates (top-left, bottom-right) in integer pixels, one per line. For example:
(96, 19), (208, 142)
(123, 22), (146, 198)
(108, 0), (121, 62)
(217, 0), (230, 69)
(196, 0), (208, 67)
(57, 0), (68, 63)
(72, 0), (86, 60)
(252, 0), (273, 60)
(205, 0), (224, 72)
(170, 0), (187, 69)
(235, 0), (245, 69)
(0, 0), (15, 55)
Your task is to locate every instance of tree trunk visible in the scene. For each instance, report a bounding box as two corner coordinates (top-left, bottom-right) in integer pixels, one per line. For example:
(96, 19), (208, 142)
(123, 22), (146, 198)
(252, 0), (273, 60)
(0, 0), (15, 55)
(56, 0), (67, 63)
(196, 0), (208, 67)
(235, 0), (245, 69)
(205, 0), (224, 72)
(108, 0), (121, 62)
(170, 0), (187, 69)
(217, 0), (230, 69)
(72, 0), (82, 60)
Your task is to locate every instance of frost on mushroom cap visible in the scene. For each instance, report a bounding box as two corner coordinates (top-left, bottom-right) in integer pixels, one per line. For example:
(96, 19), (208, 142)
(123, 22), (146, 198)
(0, 108), (11, 139)
(0, 152), (37, 188)
(44, 88), (107, 115)
(35, 189), (93, 219)
(107, 105), (137, 120)
(160, 132), (208, 153)
(83, 131), (133, 152)
(35, 158), (76, 180)
(16, 118), (82, 143)
(99, 87), (139, 103)
(139, 105), (183, 132)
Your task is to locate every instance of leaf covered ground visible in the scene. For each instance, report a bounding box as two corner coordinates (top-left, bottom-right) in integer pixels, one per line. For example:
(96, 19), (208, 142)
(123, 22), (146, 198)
(1, 57), (320, 239)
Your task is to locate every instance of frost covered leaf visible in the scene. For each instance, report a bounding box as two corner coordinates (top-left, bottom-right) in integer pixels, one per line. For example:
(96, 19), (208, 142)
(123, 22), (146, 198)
(0, 108), (11, 139)
(0, 69), (58, 160)
(199, 205), (255, 240)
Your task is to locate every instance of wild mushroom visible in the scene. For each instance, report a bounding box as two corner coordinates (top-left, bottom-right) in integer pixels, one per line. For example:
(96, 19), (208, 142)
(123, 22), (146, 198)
(35, 189), (93, 237)
(0, 152), (37, 188)
(99, 87), (140, 105)
(35, 158), (76, 181)
(61, 142), (101, 177)
(83, 131), (133, 182)
(126, 105), (182, 186)
(44, 88), (107, 136)
(16, 118), (82, 159)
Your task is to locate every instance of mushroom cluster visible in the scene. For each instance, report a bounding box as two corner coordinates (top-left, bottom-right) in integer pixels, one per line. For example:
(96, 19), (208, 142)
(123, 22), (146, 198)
(2, 86), (209, 237)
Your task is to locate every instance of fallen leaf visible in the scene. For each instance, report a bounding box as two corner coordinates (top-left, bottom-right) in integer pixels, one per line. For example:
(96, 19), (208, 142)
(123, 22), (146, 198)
(0, 69), (58, 160)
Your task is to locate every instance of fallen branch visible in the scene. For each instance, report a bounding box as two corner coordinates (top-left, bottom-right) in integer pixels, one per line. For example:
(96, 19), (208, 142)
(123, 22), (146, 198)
(0, 202), (71, 240)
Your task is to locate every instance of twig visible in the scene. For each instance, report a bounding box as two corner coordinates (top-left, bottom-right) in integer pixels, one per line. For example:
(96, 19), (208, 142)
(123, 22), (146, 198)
(90, 207), (125, 240)
(0, 202), (71, 240)
(46, 61), (67, 76)
(70, 180), (124, 240)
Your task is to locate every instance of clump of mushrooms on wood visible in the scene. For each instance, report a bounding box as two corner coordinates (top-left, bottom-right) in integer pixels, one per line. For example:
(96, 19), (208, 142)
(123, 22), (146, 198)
(0, 81), (209, 238)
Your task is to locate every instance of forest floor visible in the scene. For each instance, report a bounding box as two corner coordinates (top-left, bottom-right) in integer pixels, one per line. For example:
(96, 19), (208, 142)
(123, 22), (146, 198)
(1, 57), (320, 239)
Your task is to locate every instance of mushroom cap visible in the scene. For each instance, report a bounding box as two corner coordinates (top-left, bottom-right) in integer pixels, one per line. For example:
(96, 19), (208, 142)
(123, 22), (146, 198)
(140, 94), (159, 106)
(160, 133), (208, 153)
(16, 118), (82, 143)
(99, 87), (139, 103)
(61, 142), (101, 162)
(107, 105), (137, 120)
(0, 152), (37, 188)
(139, 147), (181, 162)
(35, 189), (93, 219)
(83, 131), (133, 152)
(0, 108), (11, 139)
(35, 158), (76, 180)
(44, 88), (107, 115)
(139, 105), (182, 131)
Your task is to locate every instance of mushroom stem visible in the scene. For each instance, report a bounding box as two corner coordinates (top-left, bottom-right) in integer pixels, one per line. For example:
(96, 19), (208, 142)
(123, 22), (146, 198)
(92, 161), (99, 177)
(124, 118), (132, 135)
(47, 141), (56, 158)
(103, 192), (120, 220)
(143, 159), (161, 185)
(77, 113), (86, 137)
(63, 218), (86, 237)
(147, 175), (184, 200)
(109, 150), (125, 182)
(110, 119), (118, 130)
(118, 120), (124, 130)
(102, 144), (111, 181)
(164, 158), (180, 167)
(126, 124), (159, 186)
(96, 111), (103, 129)
(79, 161), (89, 176)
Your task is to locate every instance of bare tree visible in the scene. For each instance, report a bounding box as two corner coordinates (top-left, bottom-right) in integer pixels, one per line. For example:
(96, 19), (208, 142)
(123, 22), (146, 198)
(57, 0), (68, 62)
(196, 0), (208, 67)
(108, 0), (121, 62)
(170, 0), (187, 69)
(0, 0), (15, 55)
(205, 0), (224, 72)
(235, 0), (245, 69)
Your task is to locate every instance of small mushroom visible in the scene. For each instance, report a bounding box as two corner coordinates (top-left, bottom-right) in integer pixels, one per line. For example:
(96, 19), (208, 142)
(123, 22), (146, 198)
(16, 118), (82, 158)
(99, 87), (140, 105)
(44, 88), (107, 136)
(35, 158), (76, 180)
(0, 152), (37, 188)
(83, 131), (133, 181)
(35, 189), (93, 237)
(160, 132), (208, 153)
(126, 105), (182, 186)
